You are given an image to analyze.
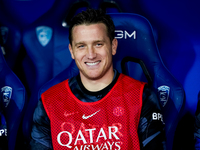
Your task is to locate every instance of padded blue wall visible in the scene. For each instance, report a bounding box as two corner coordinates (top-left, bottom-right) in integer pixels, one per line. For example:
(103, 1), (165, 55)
(137, 0), (200, 116)
(0, 0), (55, 28)
(136, 1), (200, 149)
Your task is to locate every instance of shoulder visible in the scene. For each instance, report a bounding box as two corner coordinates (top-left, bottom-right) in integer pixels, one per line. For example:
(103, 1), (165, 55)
(42, 79), (69, 97)
(118, 74), (147, 91)
(119, 73), (147, 84)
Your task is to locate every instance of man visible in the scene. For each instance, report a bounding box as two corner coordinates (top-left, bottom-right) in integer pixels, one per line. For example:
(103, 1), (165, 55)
(29, 9), (166, 150)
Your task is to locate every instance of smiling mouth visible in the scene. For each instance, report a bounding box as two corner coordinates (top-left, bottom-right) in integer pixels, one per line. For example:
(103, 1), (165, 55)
(85, 61), (101, 66)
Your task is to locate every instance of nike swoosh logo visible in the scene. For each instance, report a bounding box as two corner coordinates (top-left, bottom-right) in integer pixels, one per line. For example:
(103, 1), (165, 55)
(82, 110), (101, 119)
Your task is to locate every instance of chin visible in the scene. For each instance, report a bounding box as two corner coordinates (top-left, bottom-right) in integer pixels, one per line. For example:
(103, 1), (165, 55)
(84, 72), (104, 80)
(80, 69), (107, 80)
(86, 75), (102, 80)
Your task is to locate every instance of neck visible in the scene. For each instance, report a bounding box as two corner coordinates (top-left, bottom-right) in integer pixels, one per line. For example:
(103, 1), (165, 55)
(80, 69), (115, 92)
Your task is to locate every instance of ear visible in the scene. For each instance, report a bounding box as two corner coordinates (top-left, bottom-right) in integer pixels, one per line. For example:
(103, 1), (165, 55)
(111, 38), (118, 56)
(69, 44), (75, 59)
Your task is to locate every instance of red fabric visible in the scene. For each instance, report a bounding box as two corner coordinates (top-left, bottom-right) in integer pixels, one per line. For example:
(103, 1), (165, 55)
(42, 74), (146, 150)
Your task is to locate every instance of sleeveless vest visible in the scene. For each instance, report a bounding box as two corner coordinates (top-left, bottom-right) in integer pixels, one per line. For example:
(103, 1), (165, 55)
(42, 74), (146, 150)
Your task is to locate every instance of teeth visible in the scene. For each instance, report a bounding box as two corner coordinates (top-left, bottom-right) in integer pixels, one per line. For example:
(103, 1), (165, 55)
(86, 61), (100, 66)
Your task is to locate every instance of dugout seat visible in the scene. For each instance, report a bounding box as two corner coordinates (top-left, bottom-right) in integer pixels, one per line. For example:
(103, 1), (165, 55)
(86, 0), (103, 9)
(105, 0), (136, 13)
(109, 13), (185, 150)
(0, 0), (55, 28)
(39, 60), (79, 99)
(100, 1), (121, 13)
(86, 0), (136, 13)
(85, 0), (121, 13)
(0, 24), (22, 70)
(21, 19), (72, 143)
(0, 46), (27, 150)
(21, 1), (90, 95)
(21, 0), (89, 142)
(0, 7), (23, 71)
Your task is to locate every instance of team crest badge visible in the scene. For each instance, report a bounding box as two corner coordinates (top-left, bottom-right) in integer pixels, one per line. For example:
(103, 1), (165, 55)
(1, 86), (12, 108)
(36, 26), (52, 47)
(0, 26), (9, 44)
(158, 85), (170, 107)
(113, 107), (125, 117)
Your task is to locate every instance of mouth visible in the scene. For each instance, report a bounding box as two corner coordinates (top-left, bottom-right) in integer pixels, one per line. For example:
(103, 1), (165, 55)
(85, 61), (101, 66)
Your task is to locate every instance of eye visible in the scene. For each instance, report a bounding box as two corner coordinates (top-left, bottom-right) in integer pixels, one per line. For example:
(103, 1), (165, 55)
(96, 43), (103, 47)
(77, 44), (85, 49)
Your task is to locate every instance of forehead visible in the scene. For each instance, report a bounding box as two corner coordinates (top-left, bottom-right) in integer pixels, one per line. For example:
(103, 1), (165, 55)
(71, 23), (108, 42)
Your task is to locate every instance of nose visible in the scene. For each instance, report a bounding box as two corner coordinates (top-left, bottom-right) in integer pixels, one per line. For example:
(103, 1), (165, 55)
(86, 47), (97, 59)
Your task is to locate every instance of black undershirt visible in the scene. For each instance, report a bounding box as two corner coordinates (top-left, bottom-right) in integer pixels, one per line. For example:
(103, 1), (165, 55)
(68, 69), (119, 102)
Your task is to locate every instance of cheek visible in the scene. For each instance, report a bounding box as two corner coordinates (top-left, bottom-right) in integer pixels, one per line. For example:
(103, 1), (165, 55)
(74, 52), (85, 62)
(106, 49), (113, 59)
(99, 49), (112, 62)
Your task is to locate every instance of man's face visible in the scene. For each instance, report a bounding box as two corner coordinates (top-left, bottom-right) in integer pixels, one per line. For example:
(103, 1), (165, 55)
(69, 23), (117, 81)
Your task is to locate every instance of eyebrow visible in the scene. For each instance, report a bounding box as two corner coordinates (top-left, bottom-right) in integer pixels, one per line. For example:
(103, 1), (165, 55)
(74, 40), (105, 47)
(74, 42), (85, 47)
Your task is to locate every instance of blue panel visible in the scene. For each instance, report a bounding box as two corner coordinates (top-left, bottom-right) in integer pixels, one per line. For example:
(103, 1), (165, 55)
(0, 0), (55, 27)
